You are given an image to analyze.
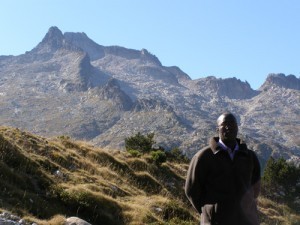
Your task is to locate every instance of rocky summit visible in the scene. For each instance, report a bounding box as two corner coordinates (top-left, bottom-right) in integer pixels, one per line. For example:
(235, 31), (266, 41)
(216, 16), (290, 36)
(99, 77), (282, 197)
(0, 26), (299, 164)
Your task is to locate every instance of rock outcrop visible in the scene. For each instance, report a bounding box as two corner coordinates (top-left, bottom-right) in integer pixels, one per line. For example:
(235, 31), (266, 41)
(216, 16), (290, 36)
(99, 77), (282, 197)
(0, 212), (91, 225)
(65, 217), (92, 225)
(259, 73), (300, 91)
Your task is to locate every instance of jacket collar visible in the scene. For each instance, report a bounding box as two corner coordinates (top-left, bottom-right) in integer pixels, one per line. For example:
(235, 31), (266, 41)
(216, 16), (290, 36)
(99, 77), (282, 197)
(209, 137), (248, 155)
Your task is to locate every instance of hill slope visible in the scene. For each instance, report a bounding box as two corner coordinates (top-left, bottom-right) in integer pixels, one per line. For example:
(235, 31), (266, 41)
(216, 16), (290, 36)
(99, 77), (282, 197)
(0, 126), (299, 225)
(0, 126), (197, 225)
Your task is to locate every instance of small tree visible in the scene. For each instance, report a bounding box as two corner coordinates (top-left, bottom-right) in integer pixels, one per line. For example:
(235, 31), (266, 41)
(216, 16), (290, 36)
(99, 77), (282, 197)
(125, 132), (155, 153)
(262, 157), (300, 201)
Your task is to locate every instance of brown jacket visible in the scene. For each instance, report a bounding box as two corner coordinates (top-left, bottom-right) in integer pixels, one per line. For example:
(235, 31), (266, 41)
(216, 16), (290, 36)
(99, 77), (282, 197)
(185, 137), (261, 225)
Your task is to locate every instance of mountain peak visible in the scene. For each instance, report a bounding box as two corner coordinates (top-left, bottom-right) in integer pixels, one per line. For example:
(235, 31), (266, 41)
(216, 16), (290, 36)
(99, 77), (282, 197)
(260, 73), (300, 91)
(64, 31), (105, 60)
(40, 26), (64, 50)
(31, 26), (85, 54)
(47, 26), (63, 36)
(195, 76), (257, 99)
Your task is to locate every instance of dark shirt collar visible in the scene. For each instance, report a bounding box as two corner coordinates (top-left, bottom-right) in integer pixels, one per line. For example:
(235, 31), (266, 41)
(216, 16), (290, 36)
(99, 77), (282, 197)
(218, 139), (239, 152)
(209, 137), (248, 156)
(217, 139), (239, 160)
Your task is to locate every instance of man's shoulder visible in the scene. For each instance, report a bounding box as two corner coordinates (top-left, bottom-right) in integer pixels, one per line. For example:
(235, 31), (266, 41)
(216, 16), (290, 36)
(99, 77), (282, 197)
(193, 145), (213, 159)
(239, 141), (258, 156)
(238, 142), (260, 165)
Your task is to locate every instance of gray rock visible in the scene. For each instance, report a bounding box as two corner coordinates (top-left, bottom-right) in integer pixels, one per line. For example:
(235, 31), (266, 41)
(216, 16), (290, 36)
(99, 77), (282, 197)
(65, 217), (91, 225)
(260, 73), (300, 91)
(0, 212), (29, 225)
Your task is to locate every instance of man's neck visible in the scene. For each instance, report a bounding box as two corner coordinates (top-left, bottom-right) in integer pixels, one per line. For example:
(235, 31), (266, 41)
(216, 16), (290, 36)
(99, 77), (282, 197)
(220, 139), (237, 151)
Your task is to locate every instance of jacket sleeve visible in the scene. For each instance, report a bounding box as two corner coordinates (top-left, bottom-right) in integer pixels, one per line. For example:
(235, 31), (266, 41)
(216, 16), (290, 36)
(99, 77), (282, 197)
(185, 150), (208, 214)
(251, 151), (261, 199)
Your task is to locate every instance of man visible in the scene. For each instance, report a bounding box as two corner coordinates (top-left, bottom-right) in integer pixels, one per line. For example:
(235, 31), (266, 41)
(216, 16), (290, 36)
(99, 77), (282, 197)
(185, 112), (261, 225)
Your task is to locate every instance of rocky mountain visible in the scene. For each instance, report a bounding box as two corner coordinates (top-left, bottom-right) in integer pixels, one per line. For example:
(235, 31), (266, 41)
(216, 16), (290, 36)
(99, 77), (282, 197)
(259, 73), (300, 91)
(0, 26), (299, 164)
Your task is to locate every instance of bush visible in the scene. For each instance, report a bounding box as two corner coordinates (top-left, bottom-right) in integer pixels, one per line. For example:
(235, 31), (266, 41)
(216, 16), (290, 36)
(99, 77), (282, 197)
(150, 150), (167, 165)
(263, 157), (299, 191)
(125, 132), (155, 153)
(262, 157), (300, 209)
(127, 149), (142, 157)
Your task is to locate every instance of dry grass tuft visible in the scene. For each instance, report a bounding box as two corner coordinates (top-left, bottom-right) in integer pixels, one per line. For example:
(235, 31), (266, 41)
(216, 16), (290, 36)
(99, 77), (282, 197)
(24, 214), (66, 225)
(258, 197), (300, 225)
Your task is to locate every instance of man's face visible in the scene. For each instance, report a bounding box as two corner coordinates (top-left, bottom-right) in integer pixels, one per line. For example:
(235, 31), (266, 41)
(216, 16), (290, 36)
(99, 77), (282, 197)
(217, 114), (238, 142)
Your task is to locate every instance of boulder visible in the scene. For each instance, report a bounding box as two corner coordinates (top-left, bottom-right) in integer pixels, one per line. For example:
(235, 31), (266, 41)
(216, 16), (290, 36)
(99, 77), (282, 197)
(65, 217), (91, 225)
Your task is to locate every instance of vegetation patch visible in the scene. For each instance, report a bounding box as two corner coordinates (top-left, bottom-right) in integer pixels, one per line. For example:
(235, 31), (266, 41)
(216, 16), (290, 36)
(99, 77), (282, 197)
(0, 127), (299, 224)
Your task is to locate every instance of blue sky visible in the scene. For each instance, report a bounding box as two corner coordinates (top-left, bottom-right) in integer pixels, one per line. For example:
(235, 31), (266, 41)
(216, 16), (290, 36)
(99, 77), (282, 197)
(1, 0), (299, 90)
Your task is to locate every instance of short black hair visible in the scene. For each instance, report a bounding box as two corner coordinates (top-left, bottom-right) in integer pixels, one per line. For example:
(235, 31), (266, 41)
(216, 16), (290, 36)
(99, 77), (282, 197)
(217, 112), (237, 126)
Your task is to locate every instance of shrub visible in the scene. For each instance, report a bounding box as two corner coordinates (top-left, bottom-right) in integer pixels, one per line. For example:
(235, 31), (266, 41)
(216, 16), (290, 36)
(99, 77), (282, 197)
(125, 132), (155, 153)
(262, 157), (300, 210)
(262, 157), (299, 192)
(150, 150), (167, 165)
(127, 149), (142, 157)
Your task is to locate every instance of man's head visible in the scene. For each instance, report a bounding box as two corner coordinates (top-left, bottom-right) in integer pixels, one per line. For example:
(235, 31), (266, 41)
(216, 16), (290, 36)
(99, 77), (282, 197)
(217, 112), (238, 144)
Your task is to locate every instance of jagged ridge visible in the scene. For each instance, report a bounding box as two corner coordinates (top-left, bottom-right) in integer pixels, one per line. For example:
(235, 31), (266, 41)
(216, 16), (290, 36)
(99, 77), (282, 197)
(0, 26), (299, 165)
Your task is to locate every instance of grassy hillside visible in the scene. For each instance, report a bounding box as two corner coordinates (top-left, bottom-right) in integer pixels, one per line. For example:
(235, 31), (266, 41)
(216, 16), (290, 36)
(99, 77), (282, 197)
(0, 126), (299, 225)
